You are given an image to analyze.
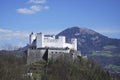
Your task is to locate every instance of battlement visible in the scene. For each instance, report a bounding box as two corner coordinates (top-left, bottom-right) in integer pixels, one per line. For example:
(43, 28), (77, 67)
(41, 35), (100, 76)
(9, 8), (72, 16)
(29, 32), (77, 50)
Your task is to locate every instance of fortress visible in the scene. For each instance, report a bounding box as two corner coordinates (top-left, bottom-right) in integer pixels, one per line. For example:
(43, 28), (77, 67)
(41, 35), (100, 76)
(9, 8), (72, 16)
(27, 32), (80, 64)
(29, 32), (77, 50)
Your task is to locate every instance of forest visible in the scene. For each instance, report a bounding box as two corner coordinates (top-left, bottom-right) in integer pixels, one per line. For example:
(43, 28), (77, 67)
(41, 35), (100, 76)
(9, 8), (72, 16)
(0, 51), (113, 80)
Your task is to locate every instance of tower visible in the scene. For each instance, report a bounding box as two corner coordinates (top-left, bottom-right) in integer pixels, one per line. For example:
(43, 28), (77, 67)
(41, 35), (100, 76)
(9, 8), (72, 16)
(71, 38), (77, 50)
(36, 32), (44, 48)
(29, 32), (36, 45)
(58, 36), (65, 48)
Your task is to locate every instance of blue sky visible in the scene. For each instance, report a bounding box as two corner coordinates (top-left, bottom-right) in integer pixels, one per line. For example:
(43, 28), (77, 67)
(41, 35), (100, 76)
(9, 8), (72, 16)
(0, 0), (120, 49)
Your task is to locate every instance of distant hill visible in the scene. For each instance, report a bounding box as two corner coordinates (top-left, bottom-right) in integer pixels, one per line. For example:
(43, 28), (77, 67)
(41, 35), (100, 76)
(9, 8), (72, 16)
(56, 27), (120, 54)
(56, 27), (120, 76)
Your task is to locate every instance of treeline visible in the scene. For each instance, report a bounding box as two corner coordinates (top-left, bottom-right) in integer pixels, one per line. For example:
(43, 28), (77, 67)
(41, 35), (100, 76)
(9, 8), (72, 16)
(0, 51), (112, 80)
(0, 52), (29, 80)
(40, 55), (111, 80)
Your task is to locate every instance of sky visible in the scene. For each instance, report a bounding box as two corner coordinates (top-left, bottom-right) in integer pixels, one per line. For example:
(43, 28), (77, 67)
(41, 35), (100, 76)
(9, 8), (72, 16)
(0, 0), (120, 49)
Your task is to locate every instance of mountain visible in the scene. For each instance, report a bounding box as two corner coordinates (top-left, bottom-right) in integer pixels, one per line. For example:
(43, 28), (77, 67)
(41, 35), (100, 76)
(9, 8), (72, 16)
(56, 27), (120, 76)
(56, 27), (120, 54)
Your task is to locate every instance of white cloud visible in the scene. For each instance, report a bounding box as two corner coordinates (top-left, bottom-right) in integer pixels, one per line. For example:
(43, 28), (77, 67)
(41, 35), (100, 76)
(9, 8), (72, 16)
(30, 5), (42, 11)
(0, 29), (29, 50)
(95, 29), (120, 34)
(93, 28), (120, 38)
(0, 43), (25, 50)
(0, 28), (29, 40)
(17, 0), (49, 14)
(0, 29), (12, 33)
(17, 5), (49, 14)
(29, 0), (46, 4)
(44, 6), (50, 10)
(17, 5), (42, 14)
(17, 8), (35, 14)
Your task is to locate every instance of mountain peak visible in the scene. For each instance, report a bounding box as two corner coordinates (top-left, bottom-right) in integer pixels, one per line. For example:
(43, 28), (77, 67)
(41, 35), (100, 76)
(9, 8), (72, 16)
(56, 26), (114, 54)
(62, 26), (98, 36)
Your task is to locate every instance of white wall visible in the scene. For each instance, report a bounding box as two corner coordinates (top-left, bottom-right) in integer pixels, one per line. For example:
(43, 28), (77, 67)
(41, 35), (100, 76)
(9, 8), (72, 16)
(36, 33), (44, 48)
(71, 38), (77, 50)
(30, 32), (77, 50)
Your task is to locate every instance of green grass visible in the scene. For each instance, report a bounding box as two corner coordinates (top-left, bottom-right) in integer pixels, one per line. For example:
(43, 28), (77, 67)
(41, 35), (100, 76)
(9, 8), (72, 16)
(104, 45), (117, 50)
(32, 73), (41, 79)
(105, 64), (120, 70)
(92, 51), (120, 57)
(92, 51), (113, 57)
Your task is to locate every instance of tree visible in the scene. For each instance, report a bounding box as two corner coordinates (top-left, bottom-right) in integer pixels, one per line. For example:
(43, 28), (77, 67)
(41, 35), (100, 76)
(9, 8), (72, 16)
(0, 53), (29, 80)
(41, 54), (111, 80)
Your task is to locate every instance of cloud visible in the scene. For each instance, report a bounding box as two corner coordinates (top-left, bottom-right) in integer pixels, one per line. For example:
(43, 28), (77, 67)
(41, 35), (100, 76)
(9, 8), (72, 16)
(17, 5), (41, 14)
(0, 29), (12, 33)
(93, 28), (120, 38)
(0, 28), (29, 40)
(31, 5), (41, 11)
(0, 42), (25, 50)
(0, 29), (30, 50)
(44, 6), (50, 10)
(17, 0), (49, 14)
(29, 0), (46, 4)
(17, 5), (49, 14)
(95, 29), (120, 34)
(17, 8), (35, 14)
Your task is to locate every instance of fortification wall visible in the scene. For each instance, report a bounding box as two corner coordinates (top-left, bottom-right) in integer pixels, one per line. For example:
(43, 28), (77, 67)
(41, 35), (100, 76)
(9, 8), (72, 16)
(30, 32), (77, 50)
(27, 49), (45, 64)
(27, 48), (71, 64)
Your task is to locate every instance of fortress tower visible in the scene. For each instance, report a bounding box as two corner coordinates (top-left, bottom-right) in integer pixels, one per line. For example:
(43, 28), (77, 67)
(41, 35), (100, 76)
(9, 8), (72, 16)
(71, 38), (77, 50)
(29, 32), (36, 45)
(36, 32), (44, 48)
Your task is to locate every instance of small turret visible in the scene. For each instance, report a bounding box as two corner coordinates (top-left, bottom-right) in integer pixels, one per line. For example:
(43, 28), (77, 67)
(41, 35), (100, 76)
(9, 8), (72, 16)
(29, 32), (36, 45)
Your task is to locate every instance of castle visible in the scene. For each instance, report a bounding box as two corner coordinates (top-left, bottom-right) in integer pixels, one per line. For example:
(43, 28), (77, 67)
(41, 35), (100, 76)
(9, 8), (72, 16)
(27, 32), (80, 64)
(29, 32), (77, 50)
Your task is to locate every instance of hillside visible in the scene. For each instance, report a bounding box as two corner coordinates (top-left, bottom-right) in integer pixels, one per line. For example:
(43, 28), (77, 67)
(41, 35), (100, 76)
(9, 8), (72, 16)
(0, 51), (112, 80)
(28, 54), (111, 80)
(56, 27), (120, 54)
(56, 27), (120, 76)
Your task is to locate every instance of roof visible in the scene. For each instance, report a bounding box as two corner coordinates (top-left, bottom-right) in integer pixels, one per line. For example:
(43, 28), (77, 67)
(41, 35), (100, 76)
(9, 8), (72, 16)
(37, 47), (70, 50)
(44, 35), (55, 37)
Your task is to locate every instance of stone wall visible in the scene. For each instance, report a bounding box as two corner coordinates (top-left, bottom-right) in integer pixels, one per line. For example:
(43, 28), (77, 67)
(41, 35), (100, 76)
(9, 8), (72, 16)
(27, 49), (45, 64)
(27, 48), (72, 64)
